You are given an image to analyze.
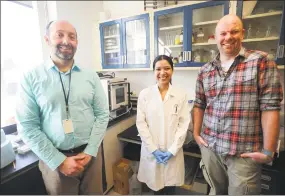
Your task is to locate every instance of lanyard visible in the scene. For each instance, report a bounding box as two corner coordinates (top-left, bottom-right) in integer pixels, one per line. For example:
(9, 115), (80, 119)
(59, 71), (71, 119)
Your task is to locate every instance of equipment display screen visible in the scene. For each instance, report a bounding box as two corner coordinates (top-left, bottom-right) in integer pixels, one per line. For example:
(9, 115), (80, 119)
(116, 88), (125, 104)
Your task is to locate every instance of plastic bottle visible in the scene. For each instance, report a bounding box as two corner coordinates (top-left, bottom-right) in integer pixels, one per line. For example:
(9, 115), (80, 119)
(175, 34), (180, 45)
(180, 30), (183, 44)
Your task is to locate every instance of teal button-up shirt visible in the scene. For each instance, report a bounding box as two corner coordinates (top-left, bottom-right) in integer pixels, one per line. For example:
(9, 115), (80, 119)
(16, 58), (109, 170)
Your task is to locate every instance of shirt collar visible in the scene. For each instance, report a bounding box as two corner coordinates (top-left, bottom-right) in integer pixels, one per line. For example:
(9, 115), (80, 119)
(155, 83), (175, 97)
(44, 57), (81, 72)
(211, 47), (246, 68)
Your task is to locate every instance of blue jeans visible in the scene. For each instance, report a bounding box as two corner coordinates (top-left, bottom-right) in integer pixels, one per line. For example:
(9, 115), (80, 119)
(199, 145), (261, 195)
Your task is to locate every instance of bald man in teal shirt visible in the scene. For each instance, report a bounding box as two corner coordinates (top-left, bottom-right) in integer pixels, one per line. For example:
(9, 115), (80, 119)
(16, 20), (109, 194)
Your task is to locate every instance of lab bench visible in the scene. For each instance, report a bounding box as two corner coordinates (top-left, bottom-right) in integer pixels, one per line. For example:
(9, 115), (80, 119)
(0, 110), (137, 195)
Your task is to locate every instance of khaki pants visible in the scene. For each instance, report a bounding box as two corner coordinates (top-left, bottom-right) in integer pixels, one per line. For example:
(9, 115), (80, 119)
(199, 145), (261, 195)
(39, 154), (98, 195)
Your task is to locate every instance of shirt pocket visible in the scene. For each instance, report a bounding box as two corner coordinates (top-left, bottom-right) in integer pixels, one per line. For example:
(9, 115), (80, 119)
(234, 74), (258, 108)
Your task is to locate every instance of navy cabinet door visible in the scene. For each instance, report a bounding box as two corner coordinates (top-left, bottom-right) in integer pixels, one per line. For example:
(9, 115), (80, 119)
(154, 7), (188, 67)
(100, 20), (124, 69)
(122, 14), (150, 68)
(186, 1), (229, 67)
(237, 0), (284, 66)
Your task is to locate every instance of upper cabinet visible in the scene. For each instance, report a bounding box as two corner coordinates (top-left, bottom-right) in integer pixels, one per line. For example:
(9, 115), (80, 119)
(100, 14), (150, 69)
(237, 0), (285, 66)
(154, 1), (229, 67)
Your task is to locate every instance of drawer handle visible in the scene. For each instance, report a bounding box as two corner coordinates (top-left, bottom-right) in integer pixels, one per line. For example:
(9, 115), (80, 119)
(261, 174), (271, 181)
(261, 184), (270, 190)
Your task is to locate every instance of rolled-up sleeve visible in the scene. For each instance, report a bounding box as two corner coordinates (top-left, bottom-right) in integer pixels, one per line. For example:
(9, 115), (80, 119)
(194, 70), (207, 110)
(258, 57), (283, 111)
(84, 74), (109, 157)
(16, 72), (66, 171)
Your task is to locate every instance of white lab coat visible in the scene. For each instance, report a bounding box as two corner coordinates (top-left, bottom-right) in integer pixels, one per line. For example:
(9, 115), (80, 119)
(136, 84), (190, 191)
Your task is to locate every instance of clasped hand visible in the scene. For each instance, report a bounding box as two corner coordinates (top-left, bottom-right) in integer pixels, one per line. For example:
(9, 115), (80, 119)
(59, 153), (92, 176)
(152, 150), (173, 164)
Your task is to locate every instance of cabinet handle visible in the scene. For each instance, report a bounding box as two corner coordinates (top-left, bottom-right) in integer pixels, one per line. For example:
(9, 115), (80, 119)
(276, 46), (280, 58)
(261, 184), (270, 190)
(187, 51), (192, 61)
(183, 51), (187, 62)
(279, 45), (284, 58)
(261, 174), (271, 181)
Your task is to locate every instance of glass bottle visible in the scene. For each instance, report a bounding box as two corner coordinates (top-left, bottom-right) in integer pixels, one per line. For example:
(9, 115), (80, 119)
(246, 24), (253, 39)
(255, 28), (261, 38)
(196, 28), (205, 43)
(265, 26), (272, 37)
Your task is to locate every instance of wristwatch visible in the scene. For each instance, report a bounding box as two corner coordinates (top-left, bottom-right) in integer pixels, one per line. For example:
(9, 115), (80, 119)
(262, 149), (275, 160)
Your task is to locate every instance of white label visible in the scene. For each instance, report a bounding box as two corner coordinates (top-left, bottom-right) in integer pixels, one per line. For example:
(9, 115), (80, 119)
(62, 119), (74, 134)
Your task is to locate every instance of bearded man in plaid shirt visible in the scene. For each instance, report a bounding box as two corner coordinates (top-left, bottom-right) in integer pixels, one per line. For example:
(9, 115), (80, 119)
(193, 14), (283, 195)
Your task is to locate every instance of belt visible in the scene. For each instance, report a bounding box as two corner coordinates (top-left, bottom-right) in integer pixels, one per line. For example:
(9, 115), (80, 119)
(58, 144), (87, 154)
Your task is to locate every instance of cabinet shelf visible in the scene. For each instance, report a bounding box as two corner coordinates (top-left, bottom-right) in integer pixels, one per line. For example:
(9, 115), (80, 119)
(243, 11), (282, 19)
(105, 49), (120, 54)
(104, 35), (120, 39)
(193, 20), (219, 26)
(165, 44), (183, 48)
(159, 25), (183, 31)
(192, 42), (216, 46)
(242, 37), (279, 42)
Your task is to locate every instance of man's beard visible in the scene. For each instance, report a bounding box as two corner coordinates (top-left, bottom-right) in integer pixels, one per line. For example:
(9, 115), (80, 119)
(55, 44), (76, 60)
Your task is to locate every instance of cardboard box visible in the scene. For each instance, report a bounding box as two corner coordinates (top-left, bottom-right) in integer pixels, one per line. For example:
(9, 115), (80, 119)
(113, 158), (134, 195)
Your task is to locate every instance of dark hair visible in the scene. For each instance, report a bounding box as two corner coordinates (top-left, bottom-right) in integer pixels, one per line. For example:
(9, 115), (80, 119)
(152, 55), (174, 71)
(45, 20), (55, 36)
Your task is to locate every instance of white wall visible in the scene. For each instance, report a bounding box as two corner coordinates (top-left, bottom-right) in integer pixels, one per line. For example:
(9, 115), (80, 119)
(102, 1), (144, 20)
(54, 1), (103, 69)
(114, 70), (199, 99)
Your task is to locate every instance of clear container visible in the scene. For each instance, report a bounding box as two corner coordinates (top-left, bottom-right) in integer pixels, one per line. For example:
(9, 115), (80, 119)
(246, 24), (253, 39)
(265, 26), (272, 37)
(196, 28), (205, 43)
(210, 50), (217, 60)
(255, 28), (262, 38)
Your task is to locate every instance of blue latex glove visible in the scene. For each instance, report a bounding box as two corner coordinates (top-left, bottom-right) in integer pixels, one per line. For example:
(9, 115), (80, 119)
(152, 150), (166, 164)
(161, 151), (173, 164)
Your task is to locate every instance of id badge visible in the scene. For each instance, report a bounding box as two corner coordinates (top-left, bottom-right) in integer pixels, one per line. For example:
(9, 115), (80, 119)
(62, 119), (74, 134)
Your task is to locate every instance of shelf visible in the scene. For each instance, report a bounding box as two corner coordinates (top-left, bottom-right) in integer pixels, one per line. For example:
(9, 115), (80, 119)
(242, 37), (279, 43)
(104, 35), (120, 39)
(165, 44), (183, 48)
(193, 20), (219, 26)
(105, 49), (119, 54)
(243, 11), (282, 19)
(192, 42), (216, 46)
(278, 65), (284, 69)
(159, 25), (183, 31)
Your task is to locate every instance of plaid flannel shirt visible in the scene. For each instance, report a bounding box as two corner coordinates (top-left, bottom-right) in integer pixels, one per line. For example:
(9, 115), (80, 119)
(194, 47), (283, 156)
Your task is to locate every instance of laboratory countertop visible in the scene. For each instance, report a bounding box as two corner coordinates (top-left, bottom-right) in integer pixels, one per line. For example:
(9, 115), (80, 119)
(1, 110), (137, 184)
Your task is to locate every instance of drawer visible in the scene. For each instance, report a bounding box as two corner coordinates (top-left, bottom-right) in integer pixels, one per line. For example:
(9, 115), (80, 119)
(260, 168), (279, 194)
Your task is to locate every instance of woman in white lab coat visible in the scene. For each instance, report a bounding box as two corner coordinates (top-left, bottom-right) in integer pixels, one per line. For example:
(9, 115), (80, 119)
(136, 55), (190, 194)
